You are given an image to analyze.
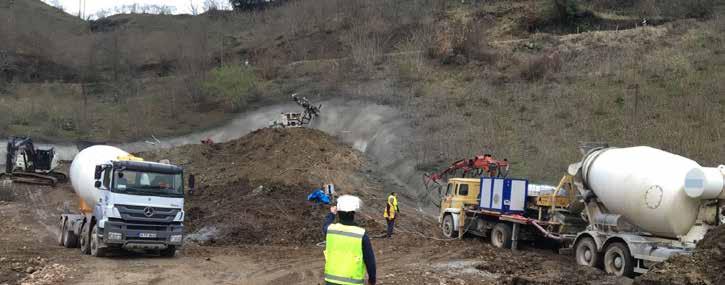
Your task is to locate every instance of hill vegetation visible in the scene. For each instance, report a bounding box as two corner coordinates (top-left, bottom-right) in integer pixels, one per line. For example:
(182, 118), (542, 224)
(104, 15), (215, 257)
(0, 0), (723, 182)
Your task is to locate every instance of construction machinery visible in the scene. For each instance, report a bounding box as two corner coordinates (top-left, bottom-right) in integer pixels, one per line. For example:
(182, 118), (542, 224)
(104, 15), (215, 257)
(438, 175), (580, 248)
(2, 136), (67, 186)
(568, 145), (725, 276)
(437, 144), (725, 277)
(424, 154), (510, 188)
(58, 145), (185, 257)
(270, 94), (322, 128)
(424, 153), (510, 206)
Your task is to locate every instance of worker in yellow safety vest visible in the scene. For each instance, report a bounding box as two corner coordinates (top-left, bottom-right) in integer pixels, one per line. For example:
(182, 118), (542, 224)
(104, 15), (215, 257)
(322, 195), (376, 285)
(383, 192), (399, 238)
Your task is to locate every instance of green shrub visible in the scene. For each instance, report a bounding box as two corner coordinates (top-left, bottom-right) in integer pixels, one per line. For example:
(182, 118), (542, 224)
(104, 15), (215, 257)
(202, 64), (259, 112)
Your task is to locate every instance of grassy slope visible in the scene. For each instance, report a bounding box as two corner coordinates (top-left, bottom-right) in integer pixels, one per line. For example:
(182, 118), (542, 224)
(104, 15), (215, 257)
(262, 0), (725, 183)
(2, 0), (724, 182)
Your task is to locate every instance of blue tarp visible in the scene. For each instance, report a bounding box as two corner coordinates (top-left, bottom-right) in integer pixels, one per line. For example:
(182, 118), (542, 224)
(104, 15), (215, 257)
(307, 189), (331, 204)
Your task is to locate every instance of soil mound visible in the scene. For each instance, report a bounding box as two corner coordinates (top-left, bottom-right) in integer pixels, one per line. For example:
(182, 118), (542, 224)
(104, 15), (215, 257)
(143, 128), (365, 190)
(141, 128), (378, 246)
(635, 225), (725, 285)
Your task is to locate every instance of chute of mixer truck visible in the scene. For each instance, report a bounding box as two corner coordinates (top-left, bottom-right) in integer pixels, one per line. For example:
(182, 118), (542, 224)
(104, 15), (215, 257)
(58, 145), (185, 257)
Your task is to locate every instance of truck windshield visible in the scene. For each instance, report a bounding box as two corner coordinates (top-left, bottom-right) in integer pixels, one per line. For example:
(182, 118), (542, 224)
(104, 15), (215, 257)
(112, 170), (183, 198)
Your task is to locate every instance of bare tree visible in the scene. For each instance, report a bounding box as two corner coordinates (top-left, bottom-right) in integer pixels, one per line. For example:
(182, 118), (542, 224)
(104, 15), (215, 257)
(190, 0), (200, 15)
(203, 0), (231, 11)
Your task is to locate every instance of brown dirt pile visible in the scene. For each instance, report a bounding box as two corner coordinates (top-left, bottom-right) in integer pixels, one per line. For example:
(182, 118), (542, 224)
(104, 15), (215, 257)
(142, 128), (365, 190)
(141, 128), (380, 246)
(635, 225), (725, 285)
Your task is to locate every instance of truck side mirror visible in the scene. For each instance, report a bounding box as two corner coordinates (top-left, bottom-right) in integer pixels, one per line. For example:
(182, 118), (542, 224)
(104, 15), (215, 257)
(94, 181), (102, 188)
(94, 165), (102, 180)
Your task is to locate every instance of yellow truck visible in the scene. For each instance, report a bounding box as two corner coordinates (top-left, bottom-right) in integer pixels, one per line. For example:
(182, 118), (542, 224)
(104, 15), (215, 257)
(438, 176), (580, 249)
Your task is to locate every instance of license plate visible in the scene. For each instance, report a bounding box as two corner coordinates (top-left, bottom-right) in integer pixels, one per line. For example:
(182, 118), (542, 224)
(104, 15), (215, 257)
(139, 233), (157, 238)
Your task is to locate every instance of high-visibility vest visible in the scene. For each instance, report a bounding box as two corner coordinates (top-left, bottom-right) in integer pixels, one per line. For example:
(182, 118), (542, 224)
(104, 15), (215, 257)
(324, 223), (366, 285)
(383, 195), (398, 219)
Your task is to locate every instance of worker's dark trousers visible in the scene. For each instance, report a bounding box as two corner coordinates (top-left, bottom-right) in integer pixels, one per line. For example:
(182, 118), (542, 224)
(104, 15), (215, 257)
(386, 218), (395, 237)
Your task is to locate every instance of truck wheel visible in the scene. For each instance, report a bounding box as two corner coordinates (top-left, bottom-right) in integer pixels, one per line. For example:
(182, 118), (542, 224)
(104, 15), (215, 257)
(490, 223), (512, 249)
(575, 237), (601, 268)
(442, 214), (458, 238)
(160, 246), (176, 257)
(62, 221), (79, 248)
(90, 226), (106, 257)
(57, 218), (66, 246)
(79, 222), (91, 255)
(603, 242), (634, 277)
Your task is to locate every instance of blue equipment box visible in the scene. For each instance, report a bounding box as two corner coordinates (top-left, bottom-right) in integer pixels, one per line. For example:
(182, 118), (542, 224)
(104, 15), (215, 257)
(479, 177), (528, 213)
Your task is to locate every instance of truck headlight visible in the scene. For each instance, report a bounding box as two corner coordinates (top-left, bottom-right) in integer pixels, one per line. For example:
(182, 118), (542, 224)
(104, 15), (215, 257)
(170, 235), (183, 243)
(174, 211), (184, 222)
(108, 232), (123, 240)
(106, 207), (121, 219)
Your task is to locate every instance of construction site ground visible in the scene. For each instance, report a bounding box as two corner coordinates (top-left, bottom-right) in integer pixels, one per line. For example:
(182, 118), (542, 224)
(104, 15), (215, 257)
(2, 128), (708, 285)
(1, 183), (627, 285)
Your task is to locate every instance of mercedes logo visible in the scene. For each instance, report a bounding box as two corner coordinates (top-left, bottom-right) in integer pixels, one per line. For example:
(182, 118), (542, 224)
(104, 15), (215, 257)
(143, 207), (155, 217)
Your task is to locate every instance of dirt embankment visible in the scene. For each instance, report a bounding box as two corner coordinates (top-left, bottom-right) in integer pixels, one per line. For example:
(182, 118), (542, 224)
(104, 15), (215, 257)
(635, 225), (725, 285)
(141, 128), (382, 246)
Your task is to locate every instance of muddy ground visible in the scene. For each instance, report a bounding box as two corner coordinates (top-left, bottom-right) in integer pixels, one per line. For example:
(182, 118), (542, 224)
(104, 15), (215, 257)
(1, 129), (627, 284)
(635, 225), (725, 285)
(0, 183), (628, 285)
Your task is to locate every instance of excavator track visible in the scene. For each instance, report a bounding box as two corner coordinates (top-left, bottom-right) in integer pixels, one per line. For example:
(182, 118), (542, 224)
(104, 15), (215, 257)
(48, 171), (68, 184)
(0, 172), (58, 186)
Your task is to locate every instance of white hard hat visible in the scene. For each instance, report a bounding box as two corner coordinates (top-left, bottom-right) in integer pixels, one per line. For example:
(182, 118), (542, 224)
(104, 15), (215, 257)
(337, 195), (361, 212)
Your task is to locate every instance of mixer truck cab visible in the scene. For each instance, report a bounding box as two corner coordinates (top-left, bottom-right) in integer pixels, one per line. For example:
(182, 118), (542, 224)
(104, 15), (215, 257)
(58, 146), (185, 257)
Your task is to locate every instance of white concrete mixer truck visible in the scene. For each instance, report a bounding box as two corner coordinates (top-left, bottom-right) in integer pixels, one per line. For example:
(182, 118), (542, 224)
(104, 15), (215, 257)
(569, 146), (725, 277)
(57, 145), (185, 257)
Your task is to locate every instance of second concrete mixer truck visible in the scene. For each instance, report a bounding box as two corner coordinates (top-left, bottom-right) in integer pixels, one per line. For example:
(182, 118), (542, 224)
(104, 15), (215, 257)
(570, 145), (725, 277)
(57, 145), (185, 257)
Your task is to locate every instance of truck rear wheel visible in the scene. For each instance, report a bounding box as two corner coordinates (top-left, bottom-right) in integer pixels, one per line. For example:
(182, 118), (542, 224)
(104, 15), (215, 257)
(442, 214), (458, 238)
(62, 220), (78, 248)
(603, 242), (634, 277)
(575, 237), (601, 268)
(57, 218), (66, 246)
(490, 223), (512, 249)
(90, 226), (107, 257)
(160, 246), (176, 257)
(79, 221), (91, 255)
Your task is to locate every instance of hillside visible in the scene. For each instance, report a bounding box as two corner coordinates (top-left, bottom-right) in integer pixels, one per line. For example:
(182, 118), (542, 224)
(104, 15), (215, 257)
(1, 0), (723, 184)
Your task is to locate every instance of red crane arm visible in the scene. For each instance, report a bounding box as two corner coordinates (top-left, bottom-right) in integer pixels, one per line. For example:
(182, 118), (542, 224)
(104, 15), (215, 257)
(424, 154), (510, 188)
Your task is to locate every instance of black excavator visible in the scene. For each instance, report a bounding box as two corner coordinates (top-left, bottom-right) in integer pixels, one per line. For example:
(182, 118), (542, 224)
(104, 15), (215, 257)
(1, 136), (68, 186)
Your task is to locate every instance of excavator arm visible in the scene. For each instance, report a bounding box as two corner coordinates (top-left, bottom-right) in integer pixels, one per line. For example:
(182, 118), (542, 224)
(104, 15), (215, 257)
(6, 137), (37, 172)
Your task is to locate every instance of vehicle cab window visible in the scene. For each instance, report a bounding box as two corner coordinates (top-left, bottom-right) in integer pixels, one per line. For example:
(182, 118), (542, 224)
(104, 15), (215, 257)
(458, 184), (469, 196)
(102, 170), (110, 189)
(445, 183), (453, 196)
